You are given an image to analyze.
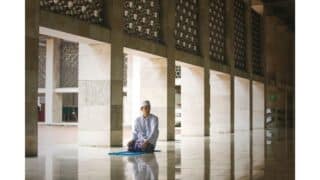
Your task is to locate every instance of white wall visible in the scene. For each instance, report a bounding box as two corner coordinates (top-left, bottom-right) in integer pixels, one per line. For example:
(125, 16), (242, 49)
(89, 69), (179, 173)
(253, 81), (265, 129)
(234, 77), (250, 131)
(179, 62), (204, 136)
(125, 53), (167, 141)
(123, 54), (140, 128)
(210, 71), (231, 133)
(78, 43), (111, 146)
(45, 38), (63, 124)
(139, 56), (167, 140)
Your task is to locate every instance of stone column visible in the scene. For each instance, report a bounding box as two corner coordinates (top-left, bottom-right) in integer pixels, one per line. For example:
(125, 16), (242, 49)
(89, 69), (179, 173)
(245, 0), (254, 131)
(252, 81), (265, 129)
(45, 38), (63, 124)
(106, 0), (124, 146)
(199, 0), (211, 136)
(161, 0), (176, 141)
(26, 0), (39, 156)
(262, 9), (268, 130)
(210, 71), (231, 133)
(78, 43), (111, 146)
(234, 77), (250, 130)
(166, 58), (176, 141)
(180, 63), (205, 136)
(225, 0), (236, 133)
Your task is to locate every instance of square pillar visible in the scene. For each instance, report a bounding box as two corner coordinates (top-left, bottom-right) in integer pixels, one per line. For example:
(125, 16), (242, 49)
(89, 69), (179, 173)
(105, 0), (124, 147)
(26, 0), (39, 157)
(234, 77), (250, 130)
(210, 71), (231, 133)
(161, 0), (176, 141)
(225, 0), (236, 133)
(45, 38), (63, 124)
(78, 43), (111, 146)
(252, 81), (265, 129)
(199, 0), (211, 136)
(166, 58), (176, 141)
(180, 63), (205, 136)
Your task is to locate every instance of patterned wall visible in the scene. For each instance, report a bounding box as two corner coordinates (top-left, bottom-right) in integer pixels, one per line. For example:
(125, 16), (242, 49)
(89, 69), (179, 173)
(123, 0), (161, 42)
(38, 38), (47, 88)
(174, 0), (200, 54)
(209, 0), (225, 64)
(40, 0), (104, 24)
(233, 0), (246, 70)
(175, 65), (181, 79)
(60, 41), (79, 87)
(123, 54), (128, 87)
(252, 10), (263, 75)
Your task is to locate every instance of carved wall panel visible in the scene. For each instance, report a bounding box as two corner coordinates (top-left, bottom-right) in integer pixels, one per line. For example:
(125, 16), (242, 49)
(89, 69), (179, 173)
(38, 38), (47, 88)
(123, 0), (161, 42)
(233, 0), (246, 70)
(60, 41), (79, 87)
(174, 0), (200, 54)
(209, 0), (225, 64)
(40, 0), (104, 24)
(252, 10), (263, 75)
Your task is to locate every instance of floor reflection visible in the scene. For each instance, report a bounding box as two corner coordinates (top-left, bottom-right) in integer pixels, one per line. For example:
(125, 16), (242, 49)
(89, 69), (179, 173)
(210, 133), (232, 179)
(26, 127), (294, 180)
(128, 154), (159, 180)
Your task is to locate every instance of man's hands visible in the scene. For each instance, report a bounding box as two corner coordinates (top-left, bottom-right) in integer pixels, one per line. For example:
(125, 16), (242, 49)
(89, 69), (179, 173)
(128, 139), (150, 151)
(141, 140), (150, 150)
(127, 140), (134, 147)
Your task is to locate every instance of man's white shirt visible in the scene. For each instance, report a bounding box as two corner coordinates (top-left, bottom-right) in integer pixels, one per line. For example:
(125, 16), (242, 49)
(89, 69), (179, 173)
(131, 113), (159, 147)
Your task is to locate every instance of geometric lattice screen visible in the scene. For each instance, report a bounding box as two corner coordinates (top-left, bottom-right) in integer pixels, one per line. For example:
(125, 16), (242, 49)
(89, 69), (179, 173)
(175, 65), (181, 79)
(60, 41), (79, 87)
(123, 54), (128, 88)
(251, 10), (263, 75)
(233, 0), (246, 70)
(174, 0), (200, 54)
(40, 0), (104, 24)
(209, 0), (225, 64)
(123, 0), (161, 42)
(38, 37), (47, 88)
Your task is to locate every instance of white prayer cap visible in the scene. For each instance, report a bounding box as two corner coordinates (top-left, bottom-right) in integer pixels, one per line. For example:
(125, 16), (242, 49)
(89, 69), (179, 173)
(141, 100), (151, 108)
(266, 108), (272, 114)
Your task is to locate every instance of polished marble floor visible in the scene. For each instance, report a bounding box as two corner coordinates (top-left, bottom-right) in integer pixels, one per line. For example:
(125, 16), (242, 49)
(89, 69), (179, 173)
(26, 126), (294, 180)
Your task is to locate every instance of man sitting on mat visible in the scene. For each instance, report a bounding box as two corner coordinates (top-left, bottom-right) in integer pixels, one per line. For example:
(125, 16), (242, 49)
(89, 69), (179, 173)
(127, 100), (159, 153)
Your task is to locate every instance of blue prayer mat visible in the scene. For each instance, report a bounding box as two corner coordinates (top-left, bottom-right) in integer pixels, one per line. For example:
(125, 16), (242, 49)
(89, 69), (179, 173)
(108, 150), (161, 156)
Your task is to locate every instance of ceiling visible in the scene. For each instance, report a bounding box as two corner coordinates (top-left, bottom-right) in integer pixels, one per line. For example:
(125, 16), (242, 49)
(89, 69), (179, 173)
(252, 0), (295, 32)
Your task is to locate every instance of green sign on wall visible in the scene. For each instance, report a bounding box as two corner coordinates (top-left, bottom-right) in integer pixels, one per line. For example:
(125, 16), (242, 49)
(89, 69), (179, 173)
(269, 94), (278, 102)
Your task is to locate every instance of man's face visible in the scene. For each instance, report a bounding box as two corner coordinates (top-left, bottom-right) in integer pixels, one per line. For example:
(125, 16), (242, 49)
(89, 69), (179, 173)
(141, 106), (150, 116)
